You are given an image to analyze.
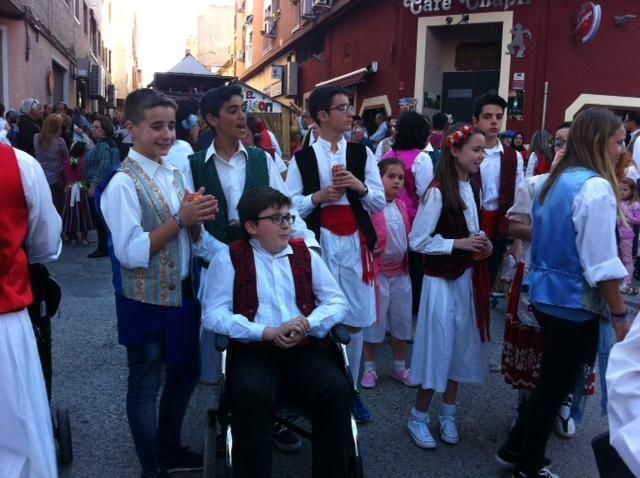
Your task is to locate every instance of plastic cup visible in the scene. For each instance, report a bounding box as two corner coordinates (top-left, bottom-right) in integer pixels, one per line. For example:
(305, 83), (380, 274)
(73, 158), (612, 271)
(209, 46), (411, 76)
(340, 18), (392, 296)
(472, 230), (487, 260)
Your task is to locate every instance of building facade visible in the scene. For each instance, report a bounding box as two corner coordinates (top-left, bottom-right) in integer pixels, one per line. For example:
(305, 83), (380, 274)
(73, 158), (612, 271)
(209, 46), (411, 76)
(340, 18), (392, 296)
(0, 0), (138, 112)
(232, 0), (640, 137)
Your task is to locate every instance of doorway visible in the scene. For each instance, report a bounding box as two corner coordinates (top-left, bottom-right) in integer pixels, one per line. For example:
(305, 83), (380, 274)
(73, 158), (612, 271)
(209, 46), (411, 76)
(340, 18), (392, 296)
(442, 71), (500, 123)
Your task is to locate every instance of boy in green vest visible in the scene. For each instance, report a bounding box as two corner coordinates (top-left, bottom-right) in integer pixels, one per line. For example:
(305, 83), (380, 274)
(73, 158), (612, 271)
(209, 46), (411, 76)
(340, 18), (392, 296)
(100, 88), (218, 478)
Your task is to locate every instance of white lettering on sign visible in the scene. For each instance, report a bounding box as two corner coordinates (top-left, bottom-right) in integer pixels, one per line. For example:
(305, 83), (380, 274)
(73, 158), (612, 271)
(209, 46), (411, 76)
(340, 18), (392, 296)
(402, 0), (453, 14)
(403, 0), (531, 14)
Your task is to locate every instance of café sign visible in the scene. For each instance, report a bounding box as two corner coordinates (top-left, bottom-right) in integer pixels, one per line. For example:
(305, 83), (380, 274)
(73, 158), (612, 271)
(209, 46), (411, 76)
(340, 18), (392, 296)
(403, 0), (533, 15)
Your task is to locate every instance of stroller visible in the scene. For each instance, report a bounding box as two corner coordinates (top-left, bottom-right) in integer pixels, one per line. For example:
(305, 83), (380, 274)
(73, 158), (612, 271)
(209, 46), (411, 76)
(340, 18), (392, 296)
(28, 263), (73, 465)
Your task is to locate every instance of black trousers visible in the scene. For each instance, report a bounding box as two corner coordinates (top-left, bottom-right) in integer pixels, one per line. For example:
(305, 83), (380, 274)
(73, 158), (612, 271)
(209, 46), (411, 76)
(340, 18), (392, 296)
(89, 198), (108, 253)
(229, 345), (353, 478)
(488, 238), (508, 288)
(504, 309), (599, 474)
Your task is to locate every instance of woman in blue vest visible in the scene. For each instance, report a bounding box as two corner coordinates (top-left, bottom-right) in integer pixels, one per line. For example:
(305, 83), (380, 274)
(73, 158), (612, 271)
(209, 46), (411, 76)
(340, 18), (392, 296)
(497, 108), (630, 478)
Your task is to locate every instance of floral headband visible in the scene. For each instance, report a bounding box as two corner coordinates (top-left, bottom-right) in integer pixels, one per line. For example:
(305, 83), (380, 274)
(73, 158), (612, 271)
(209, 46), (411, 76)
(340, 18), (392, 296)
(445, 125), (476, 148)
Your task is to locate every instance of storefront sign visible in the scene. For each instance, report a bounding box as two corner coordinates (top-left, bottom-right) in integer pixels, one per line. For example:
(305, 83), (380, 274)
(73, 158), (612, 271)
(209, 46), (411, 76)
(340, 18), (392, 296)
(575, 2), (602, 43)
(241, 87), (282, 113)
(402, 0), (533, 15)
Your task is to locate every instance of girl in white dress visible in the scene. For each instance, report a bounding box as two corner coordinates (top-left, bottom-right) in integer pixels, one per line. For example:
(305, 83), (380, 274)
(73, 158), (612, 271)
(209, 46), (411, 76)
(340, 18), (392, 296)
(406, 124), (492, 449)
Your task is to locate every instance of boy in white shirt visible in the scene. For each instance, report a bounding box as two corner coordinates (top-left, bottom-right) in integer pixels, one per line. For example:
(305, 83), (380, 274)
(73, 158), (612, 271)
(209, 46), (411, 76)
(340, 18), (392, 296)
(201, 187), (352, 478)
(100, 89), (218, 478)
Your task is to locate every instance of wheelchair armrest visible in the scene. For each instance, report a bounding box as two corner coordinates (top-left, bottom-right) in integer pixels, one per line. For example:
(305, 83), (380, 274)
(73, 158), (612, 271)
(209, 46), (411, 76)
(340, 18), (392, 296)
(215, 334), (230, 352)
(329, 324), (351, 345)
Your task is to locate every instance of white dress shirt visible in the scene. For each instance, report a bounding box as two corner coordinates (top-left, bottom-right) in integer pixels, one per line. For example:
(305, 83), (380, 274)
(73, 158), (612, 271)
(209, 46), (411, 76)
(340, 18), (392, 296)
(480, 141), (524, 211)
(285, 136), (386, 218)
(409, 182), (480, 255)
(607, 313), (640, 477)
(381, 201), (407, 264)
(100, 148), (191, 278)
(630, 129), (640, 172)
(201, 239), (348, 342)
(191, 141), (318, 263)
(525, 151), (538, 178)
(412, 151), (435, 199)
(165, 139), (196, 192)
(15, 148), (62, 262)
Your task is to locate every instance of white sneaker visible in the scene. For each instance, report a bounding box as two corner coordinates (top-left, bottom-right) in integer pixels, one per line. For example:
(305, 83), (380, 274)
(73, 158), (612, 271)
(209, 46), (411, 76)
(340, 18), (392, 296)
(407, 414), (436, 449)
(554, 396), (576, 438)
(439, 414), (460, 444)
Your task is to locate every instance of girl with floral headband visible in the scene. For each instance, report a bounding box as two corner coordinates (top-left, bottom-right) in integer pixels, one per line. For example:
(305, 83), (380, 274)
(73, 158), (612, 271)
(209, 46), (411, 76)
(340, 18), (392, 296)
(406, 123), (492, 450)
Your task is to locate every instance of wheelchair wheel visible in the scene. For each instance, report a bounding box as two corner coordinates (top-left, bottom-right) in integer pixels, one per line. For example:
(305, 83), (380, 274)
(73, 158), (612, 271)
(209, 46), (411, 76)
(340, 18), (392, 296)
(56, 408), (73, 465)
(203, 410), (217, 478)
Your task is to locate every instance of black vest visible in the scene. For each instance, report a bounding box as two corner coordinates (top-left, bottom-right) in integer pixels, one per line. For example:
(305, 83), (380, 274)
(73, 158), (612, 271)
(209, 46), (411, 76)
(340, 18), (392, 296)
(293, 142), (377, 249)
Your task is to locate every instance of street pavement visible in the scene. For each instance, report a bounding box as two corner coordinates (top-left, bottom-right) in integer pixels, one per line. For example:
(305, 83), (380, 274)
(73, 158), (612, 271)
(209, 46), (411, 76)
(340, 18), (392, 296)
(47, 243), (625, 478)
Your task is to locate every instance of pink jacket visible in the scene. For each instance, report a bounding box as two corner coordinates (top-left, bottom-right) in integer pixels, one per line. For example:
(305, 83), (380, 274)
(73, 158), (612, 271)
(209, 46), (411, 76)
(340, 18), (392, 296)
(382, 148), (422, 223)
(371, 199), (411, 275)
(618, 200), (640, 240)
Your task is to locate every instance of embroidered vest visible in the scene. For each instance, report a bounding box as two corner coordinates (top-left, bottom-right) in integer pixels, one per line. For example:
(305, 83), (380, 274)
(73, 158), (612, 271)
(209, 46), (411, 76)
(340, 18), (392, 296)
(423, 183), (482, 280)
(471, 146), (517, 240)
(294, 142), (377, 249)
(189, 146), (270, 244)
(107, 158), (184, 307)
(528, 168), (609, 318)
(229, 239), (316, 321)
(0, 145), (33, 314)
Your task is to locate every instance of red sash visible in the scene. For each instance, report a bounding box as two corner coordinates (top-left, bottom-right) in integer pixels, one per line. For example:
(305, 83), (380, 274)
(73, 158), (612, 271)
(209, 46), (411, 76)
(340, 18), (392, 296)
(481, 210), (499, 241)
(473, 260), (491, 342)
(321, 205), (376, 285)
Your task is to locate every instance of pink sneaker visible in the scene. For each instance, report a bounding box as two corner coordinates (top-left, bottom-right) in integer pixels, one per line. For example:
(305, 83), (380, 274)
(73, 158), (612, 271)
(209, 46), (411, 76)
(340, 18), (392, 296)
(360, 370), (378, 389)
(391, 368), (418, 387)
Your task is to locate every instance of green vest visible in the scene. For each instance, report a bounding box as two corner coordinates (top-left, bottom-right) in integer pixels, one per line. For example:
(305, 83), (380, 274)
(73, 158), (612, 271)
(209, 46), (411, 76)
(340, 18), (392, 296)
(189, 146), (270, 244)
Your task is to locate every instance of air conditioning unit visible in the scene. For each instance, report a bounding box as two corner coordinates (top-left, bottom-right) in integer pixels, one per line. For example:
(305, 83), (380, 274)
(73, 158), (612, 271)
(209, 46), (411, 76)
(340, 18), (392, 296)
(237, 49), (245, 62)
(301, 0), (315, 19)
(285, 61), (298, 96)
(106, 84), (117, 108)
(312, 0), (332, 7)
(263, 16), (276, 37)
(88, 64), (105, 98)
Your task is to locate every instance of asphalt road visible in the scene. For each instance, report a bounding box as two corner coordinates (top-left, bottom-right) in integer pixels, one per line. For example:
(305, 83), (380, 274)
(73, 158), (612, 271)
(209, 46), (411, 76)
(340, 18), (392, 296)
(46, 243), (620, 478)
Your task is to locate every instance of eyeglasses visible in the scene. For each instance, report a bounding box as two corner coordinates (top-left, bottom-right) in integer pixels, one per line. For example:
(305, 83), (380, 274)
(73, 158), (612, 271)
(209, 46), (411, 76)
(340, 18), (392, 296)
(327, 104), (355, 114)
(554, 139), (567, 148)
(254, 214), (296, 225)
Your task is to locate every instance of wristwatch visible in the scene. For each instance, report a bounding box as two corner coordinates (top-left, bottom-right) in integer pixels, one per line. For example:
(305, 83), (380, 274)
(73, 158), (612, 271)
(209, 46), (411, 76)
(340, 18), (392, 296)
(172, 212), (185, 229)
(358, 184), (369, 198)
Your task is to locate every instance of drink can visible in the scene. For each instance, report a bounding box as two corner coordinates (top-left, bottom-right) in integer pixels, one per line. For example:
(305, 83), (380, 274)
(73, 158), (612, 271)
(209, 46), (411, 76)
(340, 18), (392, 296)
(332, 164), (345, 178)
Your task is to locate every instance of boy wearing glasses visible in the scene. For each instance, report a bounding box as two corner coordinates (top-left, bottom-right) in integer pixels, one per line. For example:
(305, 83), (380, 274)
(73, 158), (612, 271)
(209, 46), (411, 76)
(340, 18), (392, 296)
(286, 86), (386, 423)
(201, 187), (352, 478)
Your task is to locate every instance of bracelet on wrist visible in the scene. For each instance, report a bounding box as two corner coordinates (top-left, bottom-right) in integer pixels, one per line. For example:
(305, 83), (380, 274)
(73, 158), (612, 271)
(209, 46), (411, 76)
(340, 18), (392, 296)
(172, 212), (185, 229)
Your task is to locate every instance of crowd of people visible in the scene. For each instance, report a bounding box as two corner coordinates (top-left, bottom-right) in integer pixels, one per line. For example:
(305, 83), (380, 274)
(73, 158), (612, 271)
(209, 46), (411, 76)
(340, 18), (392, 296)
(1, 85), (640, 478)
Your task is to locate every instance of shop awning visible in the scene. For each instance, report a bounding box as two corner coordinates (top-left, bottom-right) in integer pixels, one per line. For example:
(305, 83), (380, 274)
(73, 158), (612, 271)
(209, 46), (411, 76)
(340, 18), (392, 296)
(315, 67), (368, 89)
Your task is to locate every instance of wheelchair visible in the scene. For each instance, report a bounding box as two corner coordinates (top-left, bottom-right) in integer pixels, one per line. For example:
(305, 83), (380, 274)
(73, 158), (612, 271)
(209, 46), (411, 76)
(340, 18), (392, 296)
(203, 324), (364, 478)
(28, 264), (73, 465)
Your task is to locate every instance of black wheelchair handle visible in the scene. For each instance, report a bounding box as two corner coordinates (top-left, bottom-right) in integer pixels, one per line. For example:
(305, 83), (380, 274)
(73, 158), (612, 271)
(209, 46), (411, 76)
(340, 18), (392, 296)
(330, 324), (351, 345)
(215, 334), (230, 352)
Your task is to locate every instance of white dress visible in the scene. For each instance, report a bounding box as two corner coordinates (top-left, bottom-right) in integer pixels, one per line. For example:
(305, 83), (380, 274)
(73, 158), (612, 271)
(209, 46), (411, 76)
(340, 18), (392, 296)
(408, 182), (489, 392)
(0, 149), (62, 478)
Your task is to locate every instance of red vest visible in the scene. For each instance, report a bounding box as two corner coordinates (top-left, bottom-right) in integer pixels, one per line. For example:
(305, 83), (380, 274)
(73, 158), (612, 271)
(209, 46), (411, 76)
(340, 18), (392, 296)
(423, 183), (481, 280)
(0, 145), (33, 314)
(229, 239), (316, 321)
(471, 146), (518, 240)
(533, 152), (551, 176)
(258, 129), (277, 159)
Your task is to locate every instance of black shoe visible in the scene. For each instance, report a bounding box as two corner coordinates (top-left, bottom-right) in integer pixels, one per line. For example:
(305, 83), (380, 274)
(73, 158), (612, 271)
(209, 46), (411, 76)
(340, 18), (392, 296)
(496, 446), (552, 469)
(352, 391), (373, 423)
(272, 423), (302, 453)
(87, 249), (108, 258)
(163, 446), (203, 472)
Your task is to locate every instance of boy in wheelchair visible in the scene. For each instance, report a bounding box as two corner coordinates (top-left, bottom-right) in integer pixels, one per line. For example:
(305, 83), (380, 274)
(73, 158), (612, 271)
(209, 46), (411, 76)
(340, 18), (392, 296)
(201, 187), (355, 478)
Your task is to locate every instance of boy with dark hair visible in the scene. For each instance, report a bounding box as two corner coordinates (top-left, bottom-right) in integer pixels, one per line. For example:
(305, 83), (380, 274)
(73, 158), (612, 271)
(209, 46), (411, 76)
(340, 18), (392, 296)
(188, 83), (318, 450)
(471, 93), (524, 286)
(201, 187), (352, 478)
(100, 88), (219, 478)
(286, 85), (386, 423)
